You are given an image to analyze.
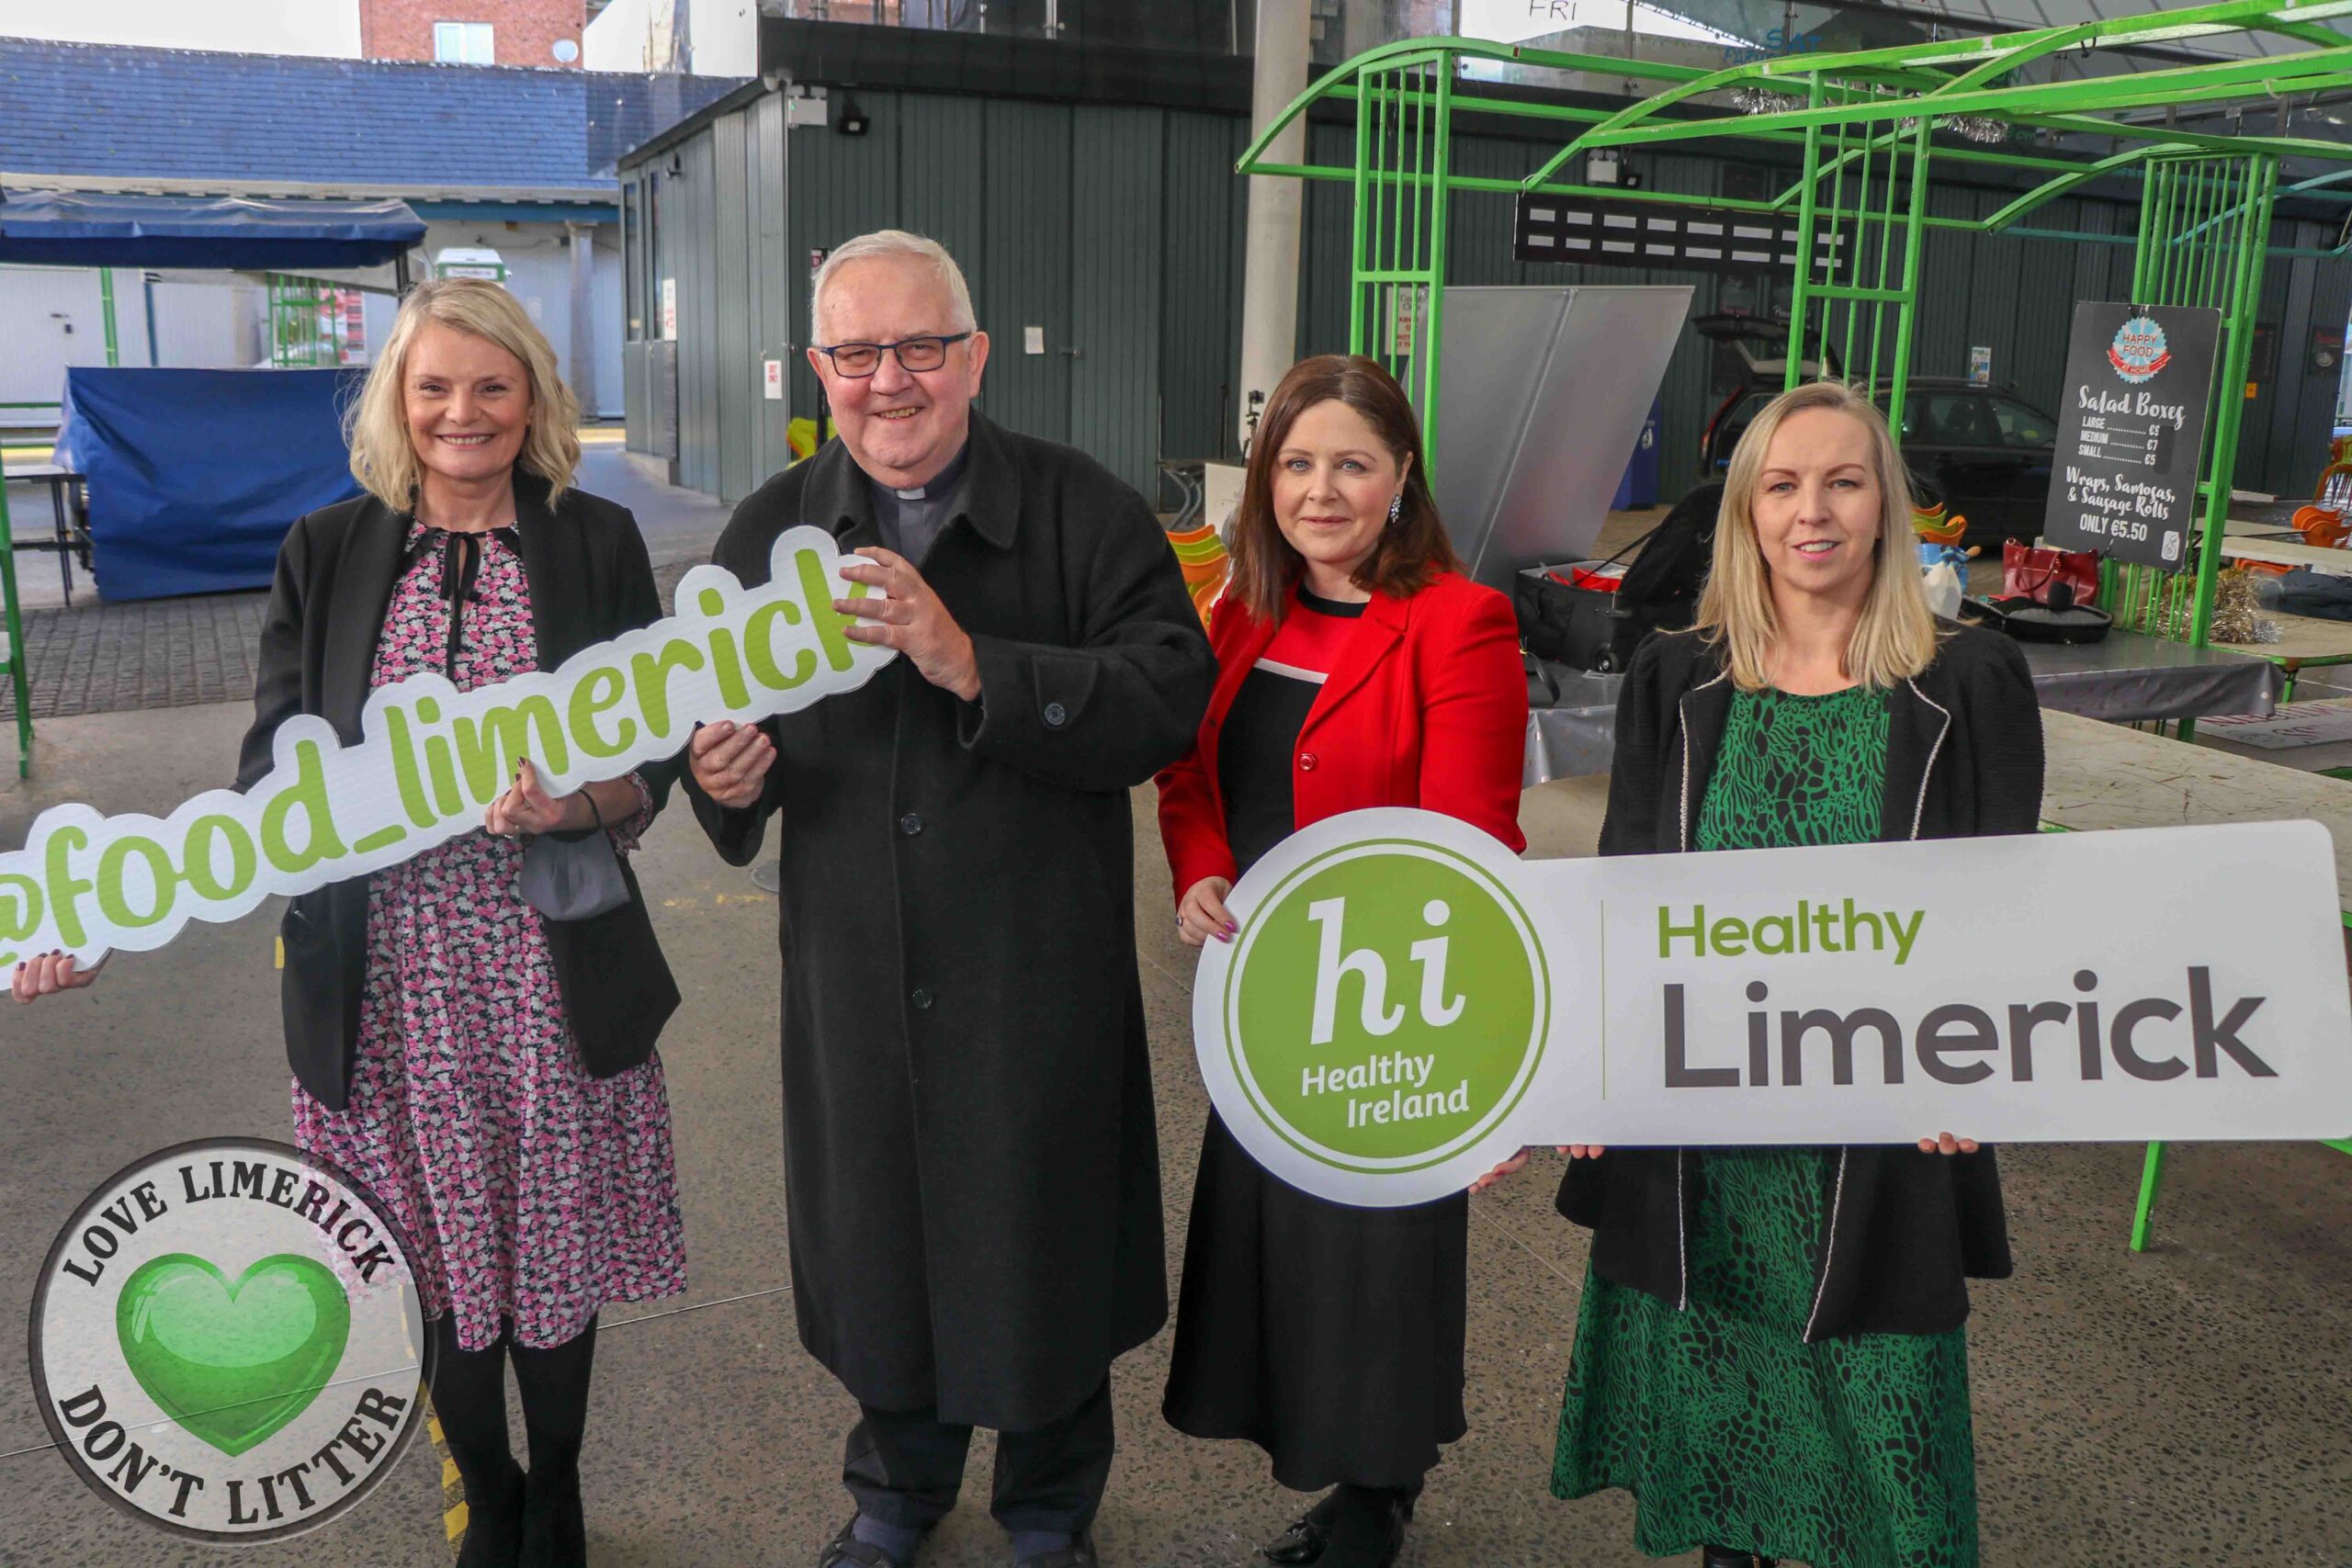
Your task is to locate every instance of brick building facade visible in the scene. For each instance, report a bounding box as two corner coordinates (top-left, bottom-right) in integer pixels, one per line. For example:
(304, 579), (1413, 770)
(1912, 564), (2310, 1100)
(359, 0), (586, 68)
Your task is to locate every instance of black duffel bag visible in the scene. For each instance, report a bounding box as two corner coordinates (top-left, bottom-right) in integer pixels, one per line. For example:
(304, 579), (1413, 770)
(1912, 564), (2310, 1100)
(1516, 482), (1721, 673)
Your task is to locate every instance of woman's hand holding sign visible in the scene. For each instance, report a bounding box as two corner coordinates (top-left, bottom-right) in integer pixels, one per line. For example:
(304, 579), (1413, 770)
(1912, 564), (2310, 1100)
(835, 547), (981, 702)
(1176, 877), (1237, 947)
(12, 951), (104, 1003)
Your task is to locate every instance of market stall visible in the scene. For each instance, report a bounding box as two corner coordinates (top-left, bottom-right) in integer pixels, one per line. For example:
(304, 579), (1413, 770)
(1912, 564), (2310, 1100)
(0, 190), (424, 776)
(1232, 1), (2352, 728)
(1230, 0), (2352, 1243)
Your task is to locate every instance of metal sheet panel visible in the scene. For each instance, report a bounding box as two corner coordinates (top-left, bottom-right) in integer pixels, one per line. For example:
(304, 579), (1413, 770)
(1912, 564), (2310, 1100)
(713, 108), (759, 504)
(1297, 120), (1354, 359)
(978, 98), (1073, 446)
(677, 132), (722, 498)
(899, 96), (987, 288)
(786, 92), (903, 423)
(752, 91), (791, 484)
(1069, 106), (1164, 495)
(1429, 284), (1694, 592)
(1160, 109), (1243, 472)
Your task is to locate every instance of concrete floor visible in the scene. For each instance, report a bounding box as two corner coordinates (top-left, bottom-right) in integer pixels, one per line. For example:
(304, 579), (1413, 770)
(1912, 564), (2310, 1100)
(2, 497), (2349, 1566)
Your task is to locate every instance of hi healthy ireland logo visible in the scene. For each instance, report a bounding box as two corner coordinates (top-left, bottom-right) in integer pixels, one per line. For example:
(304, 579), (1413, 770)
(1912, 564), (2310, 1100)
(28, 1138), (430, 1541)
(1221, 834), (1548, 1180)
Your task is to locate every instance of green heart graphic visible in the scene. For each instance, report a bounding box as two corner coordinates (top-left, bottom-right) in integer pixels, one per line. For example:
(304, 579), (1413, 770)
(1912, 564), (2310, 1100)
(116, 1253), (351, 1458)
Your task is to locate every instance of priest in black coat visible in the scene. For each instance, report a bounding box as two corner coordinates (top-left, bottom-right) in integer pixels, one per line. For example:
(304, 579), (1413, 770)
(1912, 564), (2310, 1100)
(684, 231), (1215, 1568)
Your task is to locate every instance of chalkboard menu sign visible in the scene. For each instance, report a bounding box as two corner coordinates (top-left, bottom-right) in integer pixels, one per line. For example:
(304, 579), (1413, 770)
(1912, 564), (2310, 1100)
(2041, 301), (2222, 569)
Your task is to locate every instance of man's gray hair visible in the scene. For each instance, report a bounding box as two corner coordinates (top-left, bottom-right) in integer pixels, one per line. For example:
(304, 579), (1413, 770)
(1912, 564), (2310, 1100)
(809, 230), (978, 341)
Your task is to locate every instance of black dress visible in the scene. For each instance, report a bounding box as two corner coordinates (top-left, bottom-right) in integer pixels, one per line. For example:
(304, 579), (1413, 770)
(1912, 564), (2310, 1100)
(1161, 587), (1469, 1492)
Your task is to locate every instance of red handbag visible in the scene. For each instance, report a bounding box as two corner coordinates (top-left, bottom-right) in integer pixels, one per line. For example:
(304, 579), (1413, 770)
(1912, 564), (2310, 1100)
(2001, 538), (2100, 608)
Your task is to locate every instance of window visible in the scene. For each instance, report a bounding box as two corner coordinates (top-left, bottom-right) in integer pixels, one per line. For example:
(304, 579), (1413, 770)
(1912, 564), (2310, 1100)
(434, 22), (494, 64)
(1988, 396), (2055, 449)
(1899, 392), (1997, 447)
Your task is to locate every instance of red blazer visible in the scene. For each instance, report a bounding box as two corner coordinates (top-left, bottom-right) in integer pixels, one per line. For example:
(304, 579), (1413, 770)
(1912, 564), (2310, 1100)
(1157, 570), (1530, 902)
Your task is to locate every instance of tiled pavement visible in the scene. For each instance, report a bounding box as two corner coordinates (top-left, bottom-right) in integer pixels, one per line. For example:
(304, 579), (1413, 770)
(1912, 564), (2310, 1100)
(0, 589), (266, 721)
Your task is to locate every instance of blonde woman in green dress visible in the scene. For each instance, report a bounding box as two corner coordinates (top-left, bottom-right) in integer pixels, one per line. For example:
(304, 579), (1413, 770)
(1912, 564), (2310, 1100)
(1551, 380), (2045, 1568)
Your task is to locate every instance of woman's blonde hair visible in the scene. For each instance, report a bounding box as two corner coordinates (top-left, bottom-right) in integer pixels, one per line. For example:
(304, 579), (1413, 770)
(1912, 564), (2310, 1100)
(345, 277), (581, 511)
(1695, 379), (1939, 691)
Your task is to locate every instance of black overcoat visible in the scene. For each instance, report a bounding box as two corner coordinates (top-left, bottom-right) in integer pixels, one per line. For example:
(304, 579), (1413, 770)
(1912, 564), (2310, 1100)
(1557, 626), (2041, 1340)
(687, 411), (1216, 1430)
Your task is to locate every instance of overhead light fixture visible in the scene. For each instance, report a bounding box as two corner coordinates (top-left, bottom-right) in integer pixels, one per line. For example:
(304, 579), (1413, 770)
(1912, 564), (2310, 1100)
(837, 96), (869, 137)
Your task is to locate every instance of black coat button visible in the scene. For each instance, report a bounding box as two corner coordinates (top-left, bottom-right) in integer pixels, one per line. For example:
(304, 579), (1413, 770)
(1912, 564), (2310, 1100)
(899, 812), (924, 837)
(911, 987), (935, 1010)
(1044, 701), (1069, 728)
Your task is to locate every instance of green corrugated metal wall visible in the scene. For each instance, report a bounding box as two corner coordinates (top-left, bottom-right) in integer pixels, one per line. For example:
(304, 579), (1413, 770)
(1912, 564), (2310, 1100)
(628, 89), (2352, 509)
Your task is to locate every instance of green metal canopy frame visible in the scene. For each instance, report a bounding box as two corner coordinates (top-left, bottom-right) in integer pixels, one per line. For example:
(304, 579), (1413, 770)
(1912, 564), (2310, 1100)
(1237, 0), (2352, 654)
(1238, 0), (2352, 1256)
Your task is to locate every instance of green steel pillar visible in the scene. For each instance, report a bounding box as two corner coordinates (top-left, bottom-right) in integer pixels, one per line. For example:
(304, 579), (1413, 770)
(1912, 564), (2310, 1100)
(98, 268), (120, 368)
(0, 473), (30, 777)
(2188, 153), (2279, 650)
(1784, 73), (1827, 393)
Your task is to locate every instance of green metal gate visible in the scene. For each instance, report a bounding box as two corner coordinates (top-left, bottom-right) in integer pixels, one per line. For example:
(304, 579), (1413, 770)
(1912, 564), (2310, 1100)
(1345, 49), (1454, 458)
(2105, 152), (2281, 650)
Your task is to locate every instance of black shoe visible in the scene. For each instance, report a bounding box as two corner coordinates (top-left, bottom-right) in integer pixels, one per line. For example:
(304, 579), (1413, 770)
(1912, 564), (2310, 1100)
(1261, 1487), (1412, 1568)
(1702, 1550), (1778, 1568)
(1016, 1526), (1098, 1567)
(455, 1462), (526, 1568)
(821, 1518), (917, 1568)
(519, 1462), (586, 1568)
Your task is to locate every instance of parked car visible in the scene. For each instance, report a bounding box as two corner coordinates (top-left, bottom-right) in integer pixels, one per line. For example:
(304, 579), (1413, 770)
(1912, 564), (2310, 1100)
(1702, 375), (2059, 548)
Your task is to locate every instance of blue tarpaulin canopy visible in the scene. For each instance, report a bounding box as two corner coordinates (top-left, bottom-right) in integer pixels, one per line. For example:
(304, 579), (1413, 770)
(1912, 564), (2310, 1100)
(0, 190), (424, 269)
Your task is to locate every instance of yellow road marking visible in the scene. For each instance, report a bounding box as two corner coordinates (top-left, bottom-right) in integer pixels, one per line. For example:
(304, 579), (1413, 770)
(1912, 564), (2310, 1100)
(426, 1395), (464, 1560)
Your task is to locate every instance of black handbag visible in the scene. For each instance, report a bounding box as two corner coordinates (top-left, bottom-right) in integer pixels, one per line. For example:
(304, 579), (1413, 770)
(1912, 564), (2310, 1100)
(518, 791), (631, 920)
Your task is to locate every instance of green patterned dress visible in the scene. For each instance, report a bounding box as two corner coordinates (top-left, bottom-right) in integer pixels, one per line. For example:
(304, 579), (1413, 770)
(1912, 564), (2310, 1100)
(1552, 685), (1979, 1568)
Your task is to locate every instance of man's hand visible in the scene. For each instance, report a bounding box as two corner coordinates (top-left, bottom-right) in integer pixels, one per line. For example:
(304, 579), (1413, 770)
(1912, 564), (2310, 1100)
(690, 719), (775, 810)
(835, 547), (981, 701)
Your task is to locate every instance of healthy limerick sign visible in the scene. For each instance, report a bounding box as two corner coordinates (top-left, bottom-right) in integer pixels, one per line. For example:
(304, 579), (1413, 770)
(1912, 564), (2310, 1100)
(0, 530), (895, 966)
(1195, 809), (2352, 1207)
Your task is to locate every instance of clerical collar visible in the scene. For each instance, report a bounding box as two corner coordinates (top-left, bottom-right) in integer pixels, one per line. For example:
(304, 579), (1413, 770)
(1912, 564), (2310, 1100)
(876, 441), (971, 503)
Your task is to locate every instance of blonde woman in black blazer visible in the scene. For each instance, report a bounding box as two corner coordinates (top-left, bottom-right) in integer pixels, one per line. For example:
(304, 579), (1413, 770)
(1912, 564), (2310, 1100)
(17, 280), (684, 1568)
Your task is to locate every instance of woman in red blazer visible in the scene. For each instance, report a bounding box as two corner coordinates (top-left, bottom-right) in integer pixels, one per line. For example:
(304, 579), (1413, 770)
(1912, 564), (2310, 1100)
(1157, 355), (1527, 1568)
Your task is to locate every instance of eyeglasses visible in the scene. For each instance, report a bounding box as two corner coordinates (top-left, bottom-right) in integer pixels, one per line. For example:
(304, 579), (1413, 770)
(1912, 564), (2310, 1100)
(813, 333), (973, 378)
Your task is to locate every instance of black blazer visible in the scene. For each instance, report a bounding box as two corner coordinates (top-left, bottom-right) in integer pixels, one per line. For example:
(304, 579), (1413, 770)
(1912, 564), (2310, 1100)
(1556, 625), (2044, 1339)
(239, 473), (682, 1111)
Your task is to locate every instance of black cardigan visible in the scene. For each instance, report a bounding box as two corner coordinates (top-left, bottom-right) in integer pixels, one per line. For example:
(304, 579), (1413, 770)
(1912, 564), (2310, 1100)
(1555, 625), (2045, 1339)
(239, 474), (682, 1111)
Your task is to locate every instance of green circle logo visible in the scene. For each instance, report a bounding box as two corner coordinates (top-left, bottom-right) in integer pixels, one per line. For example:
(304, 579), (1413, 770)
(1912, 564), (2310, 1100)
(1224, 840), (1547, 1174)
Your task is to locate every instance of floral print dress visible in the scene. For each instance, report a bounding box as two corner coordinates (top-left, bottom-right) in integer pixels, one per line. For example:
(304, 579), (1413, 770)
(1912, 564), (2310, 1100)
(292, 521), (687, 1351)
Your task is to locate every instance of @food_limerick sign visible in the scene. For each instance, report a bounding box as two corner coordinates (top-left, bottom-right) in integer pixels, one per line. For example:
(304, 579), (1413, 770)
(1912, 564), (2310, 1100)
(1194, 809), (2352, 1208)
(28, 1139), (430, 1540)
(0, 530), (895, 966)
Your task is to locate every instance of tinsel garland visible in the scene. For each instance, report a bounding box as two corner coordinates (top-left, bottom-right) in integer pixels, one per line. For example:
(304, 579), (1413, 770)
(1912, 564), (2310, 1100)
(2149, 567), (2280, 644)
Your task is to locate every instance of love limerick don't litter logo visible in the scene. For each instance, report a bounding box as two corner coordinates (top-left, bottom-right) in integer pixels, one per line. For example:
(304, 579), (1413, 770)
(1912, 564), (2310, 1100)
(27, 1137), (431, 1541)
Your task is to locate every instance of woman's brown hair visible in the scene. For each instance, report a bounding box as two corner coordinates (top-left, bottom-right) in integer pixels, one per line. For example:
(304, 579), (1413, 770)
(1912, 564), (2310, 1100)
(1226, 354), (1459, 622)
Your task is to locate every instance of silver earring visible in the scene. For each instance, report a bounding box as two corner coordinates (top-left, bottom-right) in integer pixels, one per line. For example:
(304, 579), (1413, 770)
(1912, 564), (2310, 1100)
(1387, 492), (1404, 525)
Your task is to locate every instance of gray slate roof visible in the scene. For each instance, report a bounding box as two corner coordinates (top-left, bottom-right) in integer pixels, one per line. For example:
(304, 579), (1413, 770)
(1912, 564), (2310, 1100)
(0, 38), (746, 194)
